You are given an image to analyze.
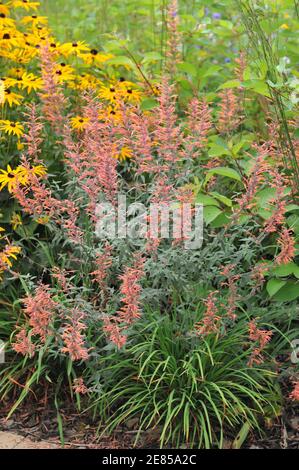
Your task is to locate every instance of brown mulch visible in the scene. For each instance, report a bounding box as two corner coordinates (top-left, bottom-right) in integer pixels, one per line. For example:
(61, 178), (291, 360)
(0, 394), (298, 449)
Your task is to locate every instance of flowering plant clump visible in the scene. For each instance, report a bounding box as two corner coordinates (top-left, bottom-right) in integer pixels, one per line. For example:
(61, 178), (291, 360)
(0, 0), (298, 449)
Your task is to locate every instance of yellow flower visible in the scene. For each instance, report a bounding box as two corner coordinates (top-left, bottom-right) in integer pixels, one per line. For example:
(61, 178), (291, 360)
(7, 67), (26, 78)
(0, 120), (24, 138)
(0, 4), (10, 15)
(122, 84), (142, 103)
(70, 116), (89, 131)
(1, 88), (23, 107)
(0, 244), (21, 270)
(10, 213), (22, 230)
(16, 164), (47, 184)
(16, 72), (43, 93)
(98, 84), (119, 103)
(0, 164), (46, 192)
(35, 215), (50, 225)
(0, 165), (24, 192)
(0, 80), (4, 105)
(78, 49), (113, 66)
(21, 15), (48, 27)
(69, 73), (100, 91)
(17, 139), (24, 151)
(53, 63), (75, 83)
(60, 41), (90, 57)
(0, 14), (15, 28)
(280, 23), (289, 30)
(99, 105), (122, 123)
(10, 1), (40, 11)
(113, 146), (133, 162)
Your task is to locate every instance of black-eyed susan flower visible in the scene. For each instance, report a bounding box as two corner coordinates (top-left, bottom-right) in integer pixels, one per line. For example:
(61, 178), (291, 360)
(1, 88), (23, 107)
(0, 4), (10, 16)
(70, 116), (89, 131)
(78, 49), (113, 66)
(60, 41), (89, 57)
(0, 165), (24, 192)
(98, 84), (119, 102)
(0, 76), (18, 88)
(21, 15), (48, 27)
(113, 146), (133, 162)
(17, 164), (47, 184)
(0, 244), (21, 271)
(0, 164), (46, 192)
(53, 63), (75, 83)
(0, 80), (4, 104)
(11, 1), (40, 12)
(0, 119), (24, 137)
(15, 72), (43, 93)
(0, 13), (15, 28)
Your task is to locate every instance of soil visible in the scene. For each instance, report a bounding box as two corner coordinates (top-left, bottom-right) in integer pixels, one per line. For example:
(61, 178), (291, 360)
(0, 397), (298, 449)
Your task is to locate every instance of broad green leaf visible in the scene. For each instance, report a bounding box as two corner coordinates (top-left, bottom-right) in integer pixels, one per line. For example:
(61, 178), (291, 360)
(203, 206), (222, 225)
(208, 144), (231, 158)
(243, 79), (271, 97)
(266, 278), (287, 297)
(218, 80), (241, 90)
(207, 167), (242, 182)
(196, 193), (220, 207)
(271, 262), (299, 279)
(177, 62), (197, 77)
(210, 192), (232, 207)
(140, 98), (157, 111)
(272, 281), (299, 302)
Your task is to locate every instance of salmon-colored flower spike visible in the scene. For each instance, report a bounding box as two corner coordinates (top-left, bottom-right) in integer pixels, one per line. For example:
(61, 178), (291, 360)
(263, 170), (286, 233)
(102, 316), (127, 349)
(195, 291), (221, 336)
(91, 242), (113, 291)
(184, 97), (212, 158)
(275, 228), (296, 265)
(235, 143), (270, 215)
(129, 109), (156, 174)
(12, 328), (35, 358)
(39, 44), (67, 131)
(166, 0), (181, 75)
(289, 382), (299, 401)
(13, 156), (82, 243)
(22, 104), (43, 164)
(61, 308), (89, 361)
(154, 77), (182, 169)
(235, 51), (246, 83)
(116, 253), (145, 325)
(220, 266), (240, 321)
(23, 283), (57, 343)
(217, 88), (242, 134)
(248, 320), (273, 367)
(79, 93), (118, 209)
